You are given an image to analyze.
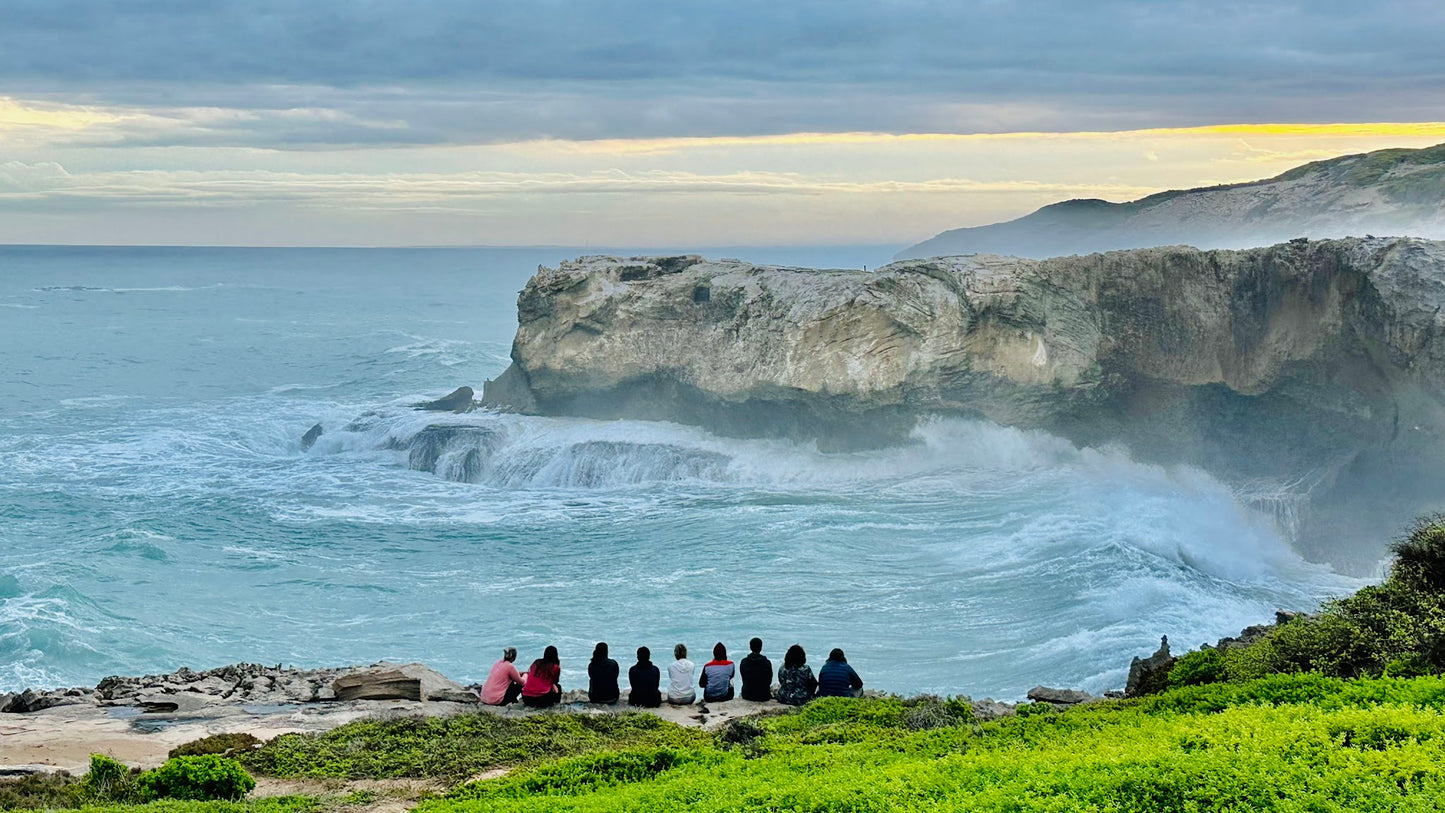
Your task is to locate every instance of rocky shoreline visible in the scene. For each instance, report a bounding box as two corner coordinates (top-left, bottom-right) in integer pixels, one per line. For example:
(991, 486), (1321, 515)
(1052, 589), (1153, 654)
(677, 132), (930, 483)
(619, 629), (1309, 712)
(0, 613), (1307, 775)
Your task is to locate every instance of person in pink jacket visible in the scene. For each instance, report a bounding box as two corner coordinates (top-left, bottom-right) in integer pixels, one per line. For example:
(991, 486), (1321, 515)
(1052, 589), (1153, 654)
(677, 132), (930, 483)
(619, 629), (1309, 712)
(479, 647), (527, 706)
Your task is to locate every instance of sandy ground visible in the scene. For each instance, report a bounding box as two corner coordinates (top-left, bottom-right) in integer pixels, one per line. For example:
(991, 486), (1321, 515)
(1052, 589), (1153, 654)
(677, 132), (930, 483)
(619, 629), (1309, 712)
(0, 696), (787, 775)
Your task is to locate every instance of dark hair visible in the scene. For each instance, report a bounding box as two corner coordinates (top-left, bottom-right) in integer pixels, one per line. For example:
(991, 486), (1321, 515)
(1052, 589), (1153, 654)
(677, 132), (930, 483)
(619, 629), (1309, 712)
(828, 648), (846, 662)
(593, 642), (608, 661)
(784, 644), (806, 669)
(749, 637), (763, 654)
(543, 645), (559, 664)
(713, 642), (727, 661)
(636, 646), (650, 663)
(674, 643), (687, 660)
(503, 647), (517, 662)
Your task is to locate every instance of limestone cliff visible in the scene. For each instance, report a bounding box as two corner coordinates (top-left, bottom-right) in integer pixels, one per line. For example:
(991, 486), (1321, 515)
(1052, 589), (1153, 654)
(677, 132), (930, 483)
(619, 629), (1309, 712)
(484, 239), (1445, 568)
(898, 143), (1445, 260)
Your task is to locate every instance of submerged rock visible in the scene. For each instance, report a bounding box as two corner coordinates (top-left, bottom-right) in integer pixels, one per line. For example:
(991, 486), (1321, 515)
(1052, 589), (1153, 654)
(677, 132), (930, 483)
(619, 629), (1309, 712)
(417, 386), (476, 413)
(484, 240), (1445, 566)
(300, 422), (324, 451)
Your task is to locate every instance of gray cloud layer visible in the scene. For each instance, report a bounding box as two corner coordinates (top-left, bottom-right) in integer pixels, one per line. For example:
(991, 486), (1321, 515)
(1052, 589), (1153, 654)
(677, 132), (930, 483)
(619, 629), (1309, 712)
(5, 1), (1445, 143)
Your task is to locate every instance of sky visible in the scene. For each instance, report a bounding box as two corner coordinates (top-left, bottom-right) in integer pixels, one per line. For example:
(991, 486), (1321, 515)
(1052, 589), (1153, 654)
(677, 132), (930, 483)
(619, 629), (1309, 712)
(2, 1), (1444, 247)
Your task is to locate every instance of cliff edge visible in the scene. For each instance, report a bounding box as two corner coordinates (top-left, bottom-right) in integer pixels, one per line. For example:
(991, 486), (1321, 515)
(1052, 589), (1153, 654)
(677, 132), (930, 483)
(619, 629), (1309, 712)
(484, 238), (1445, 567)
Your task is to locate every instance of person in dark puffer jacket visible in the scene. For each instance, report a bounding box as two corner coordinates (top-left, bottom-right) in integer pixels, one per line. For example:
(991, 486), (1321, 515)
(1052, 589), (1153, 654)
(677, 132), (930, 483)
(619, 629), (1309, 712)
(816, 648), (864, 698)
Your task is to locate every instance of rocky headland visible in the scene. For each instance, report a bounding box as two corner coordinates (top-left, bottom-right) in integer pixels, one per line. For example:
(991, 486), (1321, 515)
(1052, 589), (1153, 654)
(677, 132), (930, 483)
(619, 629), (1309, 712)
(481, 237), (1445, 568)
(898, 142), (1445, 259)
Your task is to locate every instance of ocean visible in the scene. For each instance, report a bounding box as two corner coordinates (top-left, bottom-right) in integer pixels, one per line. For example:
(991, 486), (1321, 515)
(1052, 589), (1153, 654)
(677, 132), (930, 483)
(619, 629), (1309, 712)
(0, 245), (1359, 699)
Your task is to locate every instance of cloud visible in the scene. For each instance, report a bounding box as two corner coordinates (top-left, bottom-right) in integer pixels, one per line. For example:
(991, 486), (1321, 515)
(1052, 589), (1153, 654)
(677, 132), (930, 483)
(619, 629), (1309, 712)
(1, 2), (1443, 143)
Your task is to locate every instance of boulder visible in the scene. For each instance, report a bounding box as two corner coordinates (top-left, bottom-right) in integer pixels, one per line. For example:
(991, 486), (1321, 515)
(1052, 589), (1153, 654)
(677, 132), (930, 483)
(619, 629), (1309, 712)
(1026, 686), (1096, 705)
(330, 662), (475, 703)
(416, 387), (475, 414)
(970, 698), (1017, 720)
(300, 423), (324, 451)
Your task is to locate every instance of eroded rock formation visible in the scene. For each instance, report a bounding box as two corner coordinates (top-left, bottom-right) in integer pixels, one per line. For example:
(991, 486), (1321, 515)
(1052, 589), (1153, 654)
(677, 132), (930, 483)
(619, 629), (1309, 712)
(484, 238), (1445, 567)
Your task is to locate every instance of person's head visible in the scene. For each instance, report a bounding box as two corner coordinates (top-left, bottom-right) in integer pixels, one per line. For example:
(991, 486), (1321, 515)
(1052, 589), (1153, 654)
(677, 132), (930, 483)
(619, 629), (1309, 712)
(784, 644), (806, 669)
(828, 648), (846, 662)
(543, 645), (559, 664)
(673, 643), (687, 661)
(636, 646), (650, 663)
(593, 641), (608, 661)
(713, 642), (727, 661)
(749, 637), (763, 654)
(502, 647), (517, 663)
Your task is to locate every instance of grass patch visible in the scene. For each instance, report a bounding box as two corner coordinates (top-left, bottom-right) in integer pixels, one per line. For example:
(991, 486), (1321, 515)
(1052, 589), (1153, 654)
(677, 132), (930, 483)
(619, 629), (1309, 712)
(414, 677), (1445, 812)
(241, 712), (710, 781)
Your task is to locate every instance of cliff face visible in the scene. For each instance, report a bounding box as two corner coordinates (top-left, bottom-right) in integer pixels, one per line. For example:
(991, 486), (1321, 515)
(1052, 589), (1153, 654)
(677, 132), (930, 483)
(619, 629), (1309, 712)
(898, 143), (1445, 260)
(484, 238), (1445, 568)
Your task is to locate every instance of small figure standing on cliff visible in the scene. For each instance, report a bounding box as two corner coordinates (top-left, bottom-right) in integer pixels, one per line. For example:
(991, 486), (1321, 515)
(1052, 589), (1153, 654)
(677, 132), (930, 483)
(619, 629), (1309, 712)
(478, 647), (526, 706)
(666, 643), (696, 705)
(587, 642), (620, 704)
(699, 642), (736, 703)
(628, 646), (662, 708)
(816, 648), (864, 698)
(776, 644), (818, 705)
(521, 645), (562, 708)
(740, 637), (774, 702)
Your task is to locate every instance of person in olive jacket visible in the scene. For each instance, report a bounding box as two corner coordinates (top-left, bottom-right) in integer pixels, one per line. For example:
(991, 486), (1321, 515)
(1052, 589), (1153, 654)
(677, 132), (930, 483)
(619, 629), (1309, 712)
(739, 637), (774, 701)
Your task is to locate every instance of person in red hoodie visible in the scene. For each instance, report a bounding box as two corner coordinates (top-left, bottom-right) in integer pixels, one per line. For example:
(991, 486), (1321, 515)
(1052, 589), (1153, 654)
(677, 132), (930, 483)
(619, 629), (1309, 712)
(698, 642), (735, 702)
(521, 645), (562, 708)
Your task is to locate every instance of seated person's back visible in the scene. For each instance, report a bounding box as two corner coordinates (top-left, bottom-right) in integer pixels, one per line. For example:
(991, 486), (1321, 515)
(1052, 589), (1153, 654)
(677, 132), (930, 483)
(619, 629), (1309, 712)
(699, 642), (736, 703)
(587, 642), (620, 703)
(667, 643), (696, 705)
(628, 646), (662, 708)
(739, 637), (774, 702)
(816, 648), (863, 698)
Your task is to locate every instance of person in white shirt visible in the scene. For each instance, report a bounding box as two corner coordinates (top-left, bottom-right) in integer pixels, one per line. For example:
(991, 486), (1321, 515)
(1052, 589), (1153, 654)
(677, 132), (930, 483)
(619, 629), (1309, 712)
(666, 642), (696, 705)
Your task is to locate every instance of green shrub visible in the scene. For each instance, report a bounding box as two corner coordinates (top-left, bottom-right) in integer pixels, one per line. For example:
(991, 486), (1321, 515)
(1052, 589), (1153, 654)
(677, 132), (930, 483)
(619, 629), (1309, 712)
(1391, 515), (1445, 591)
(1167, 648), (1225, 688)
(0, 770), (85, 810)
(82, 754), (141, 804)
(170, 734), (264, 760)
(138, 756), (256, 802)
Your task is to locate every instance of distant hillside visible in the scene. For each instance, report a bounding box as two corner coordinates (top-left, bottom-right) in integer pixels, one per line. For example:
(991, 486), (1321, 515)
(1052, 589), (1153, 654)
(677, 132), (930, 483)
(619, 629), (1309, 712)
(898, 142), (1445, 259)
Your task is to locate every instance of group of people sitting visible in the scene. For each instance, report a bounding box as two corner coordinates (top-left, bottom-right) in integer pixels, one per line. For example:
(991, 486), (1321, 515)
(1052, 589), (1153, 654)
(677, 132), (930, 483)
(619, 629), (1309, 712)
(478, 638), (864, 708)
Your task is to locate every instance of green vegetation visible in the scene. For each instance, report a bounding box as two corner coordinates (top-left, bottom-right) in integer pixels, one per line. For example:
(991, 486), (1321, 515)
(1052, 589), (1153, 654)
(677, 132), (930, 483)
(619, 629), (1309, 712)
(137, 757), (255, 803)
(1173, 515), (1445, 686)
(240, 713), (710, 781)
(169, 735), (264, 761)
(415, 683), (1445, 812)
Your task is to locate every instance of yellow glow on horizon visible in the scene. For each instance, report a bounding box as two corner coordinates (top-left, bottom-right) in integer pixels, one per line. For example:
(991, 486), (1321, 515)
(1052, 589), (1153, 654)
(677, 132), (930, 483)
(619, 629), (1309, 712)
(533, 122), (1445, 154)
(0, 97), (117, 131)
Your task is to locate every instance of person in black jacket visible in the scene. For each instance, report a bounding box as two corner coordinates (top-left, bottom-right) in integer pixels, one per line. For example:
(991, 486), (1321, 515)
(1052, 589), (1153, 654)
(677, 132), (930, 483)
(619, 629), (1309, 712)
(628, 646), (662, 707)
(739, 637), (774, 702)
(587, 641), (620, 703)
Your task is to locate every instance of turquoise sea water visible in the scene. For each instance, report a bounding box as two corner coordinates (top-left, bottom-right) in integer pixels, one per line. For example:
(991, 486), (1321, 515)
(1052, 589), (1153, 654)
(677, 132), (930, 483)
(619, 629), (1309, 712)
(0, 246), (1358, 699)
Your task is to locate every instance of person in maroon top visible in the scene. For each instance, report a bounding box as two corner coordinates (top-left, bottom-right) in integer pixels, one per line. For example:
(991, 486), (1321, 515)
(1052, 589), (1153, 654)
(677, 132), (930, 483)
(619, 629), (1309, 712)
(521, 645), (562, 708)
